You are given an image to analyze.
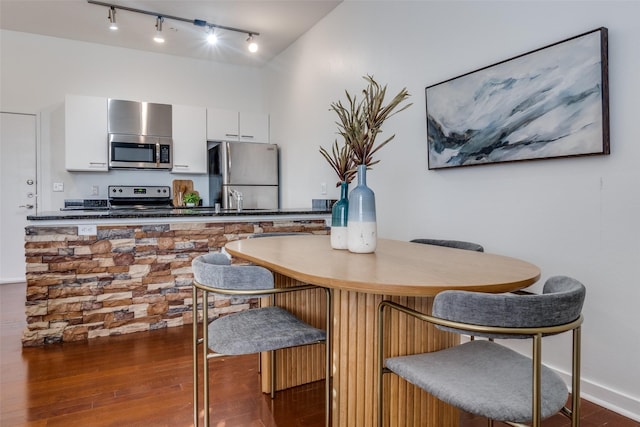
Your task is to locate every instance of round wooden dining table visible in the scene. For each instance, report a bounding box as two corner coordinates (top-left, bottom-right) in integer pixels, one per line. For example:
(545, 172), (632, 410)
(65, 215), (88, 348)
(225, 235), (541, 427)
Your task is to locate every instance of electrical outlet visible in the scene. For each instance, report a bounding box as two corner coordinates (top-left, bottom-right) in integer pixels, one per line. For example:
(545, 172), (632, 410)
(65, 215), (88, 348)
(53, 182), (64, 192)
(78, 224), (97, 236)
(91, 185), (99, 196)
(321, 182), (327, 195)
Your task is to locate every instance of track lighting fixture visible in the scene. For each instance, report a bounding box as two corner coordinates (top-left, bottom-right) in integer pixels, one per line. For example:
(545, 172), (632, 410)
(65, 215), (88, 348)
(108, 7), (117, 31)
(153, 17), (165, 43)
(247, 34), (258, 53)
(88, 0), (260, 52)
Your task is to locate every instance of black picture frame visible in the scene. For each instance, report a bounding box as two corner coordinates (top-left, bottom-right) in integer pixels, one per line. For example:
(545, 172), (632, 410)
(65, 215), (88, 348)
(426, 27), (609, 170)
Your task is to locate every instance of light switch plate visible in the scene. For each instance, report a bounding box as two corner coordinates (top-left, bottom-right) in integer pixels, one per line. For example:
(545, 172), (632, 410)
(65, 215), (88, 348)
(53, 182), (64, 192)
(78, 224), (97, 236)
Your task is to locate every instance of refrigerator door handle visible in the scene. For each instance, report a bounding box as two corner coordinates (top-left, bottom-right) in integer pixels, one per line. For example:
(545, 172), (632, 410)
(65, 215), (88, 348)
(222, 142), (232, 185)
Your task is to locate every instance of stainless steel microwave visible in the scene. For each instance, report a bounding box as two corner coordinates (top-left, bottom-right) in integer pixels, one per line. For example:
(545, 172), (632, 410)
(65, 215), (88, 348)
(108, 134), (173, 170)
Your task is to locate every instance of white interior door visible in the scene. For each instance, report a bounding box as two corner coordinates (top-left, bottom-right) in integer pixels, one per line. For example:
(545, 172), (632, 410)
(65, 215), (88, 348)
(1, 112), (37, 284)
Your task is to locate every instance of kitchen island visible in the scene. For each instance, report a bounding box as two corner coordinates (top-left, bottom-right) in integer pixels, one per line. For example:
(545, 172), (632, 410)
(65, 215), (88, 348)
(23, 208), (330, 346)
(28, 206), (330, 223)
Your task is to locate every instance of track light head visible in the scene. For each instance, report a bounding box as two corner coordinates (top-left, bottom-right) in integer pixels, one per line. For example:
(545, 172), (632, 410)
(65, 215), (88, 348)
(246, 34), (258, 53)
(108, 7), (118, 31)
(206, 27), (217, 45)
(154, 16), (165, 43)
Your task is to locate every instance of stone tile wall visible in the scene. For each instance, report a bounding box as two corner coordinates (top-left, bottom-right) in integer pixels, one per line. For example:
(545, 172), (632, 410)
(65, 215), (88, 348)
(23, 219), (328, 346)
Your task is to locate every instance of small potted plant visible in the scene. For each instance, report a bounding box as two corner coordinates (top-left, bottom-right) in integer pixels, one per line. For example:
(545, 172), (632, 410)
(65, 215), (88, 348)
(182, 192), (201, 207)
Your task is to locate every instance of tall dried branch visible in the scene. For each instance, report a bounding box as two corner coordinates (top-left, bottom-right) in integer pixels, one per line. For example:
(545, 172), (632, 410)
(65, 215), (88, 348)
(329, 75), (412, 168)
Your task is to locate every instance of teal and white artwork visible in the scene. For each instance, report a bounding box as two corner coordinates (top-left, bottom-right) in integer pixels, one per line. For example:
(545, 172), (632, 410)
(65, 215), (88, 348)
(426, 27), (609, 169)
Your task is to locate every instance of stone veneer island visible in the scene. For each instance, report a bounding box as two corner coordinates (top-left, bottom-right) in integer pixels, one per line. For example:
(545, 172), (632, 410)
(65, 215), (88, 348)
(23, 211), (329, 346)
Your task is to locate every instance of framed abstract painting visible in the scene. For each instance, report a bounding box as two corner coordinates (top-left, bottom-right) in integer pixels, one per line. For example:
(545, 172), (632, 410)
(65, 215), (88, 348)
(426, 27), (609, 169)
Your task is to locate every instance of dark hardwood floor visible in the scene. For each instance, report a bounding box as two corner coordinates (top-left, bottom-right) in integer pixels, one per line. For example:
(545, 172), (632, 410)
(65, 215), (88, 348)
(1, 282), (638, 426)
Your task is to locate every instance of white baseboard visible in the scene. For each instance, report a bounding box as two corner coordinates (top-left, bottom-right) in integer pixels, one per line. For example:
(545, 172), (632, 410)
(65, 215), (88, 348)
(0, 277), (25, 285)
(556, 369), (640, 422)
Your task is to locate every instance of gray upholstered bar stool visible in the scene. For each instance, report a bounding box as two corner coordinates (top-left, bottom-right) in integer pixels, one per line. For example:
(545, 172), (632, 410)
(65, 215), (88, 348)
(192, 252), (331, 427)
(246, 232), (312, 373)
(410, 238), (484, 252)
(378, 276), (585, 427)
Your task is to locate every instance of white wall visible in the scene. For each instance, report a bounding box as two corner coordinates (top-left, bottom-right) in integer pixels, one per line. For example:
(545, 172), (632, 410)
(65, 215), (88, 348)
(0, 30), (266, 210)
(265, 0), (640, 420)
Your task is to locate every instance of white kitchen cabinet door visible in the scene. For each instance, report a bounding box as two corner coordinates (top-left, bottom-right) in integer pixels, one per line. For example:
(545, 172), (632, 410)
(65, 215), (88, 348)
(239, 111), (269, 143)
(207, 109), (269, 143)
(65, 95), (108, 171)
(206, 108), (239, 141)
(172, 105), (207, 174)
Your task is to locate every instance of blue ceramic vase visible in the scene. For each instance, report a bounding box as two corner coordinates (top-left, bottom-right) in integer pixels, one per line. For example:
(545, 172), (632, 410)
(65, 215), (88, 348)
(347, 165), (377, 253)
(331, 181), (349, 249)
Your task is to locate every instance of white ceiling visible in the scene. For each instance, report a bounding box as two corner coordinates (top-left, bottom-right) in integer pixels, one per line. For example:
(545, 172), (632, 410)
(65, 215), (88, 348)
(0, 0), (342, 67)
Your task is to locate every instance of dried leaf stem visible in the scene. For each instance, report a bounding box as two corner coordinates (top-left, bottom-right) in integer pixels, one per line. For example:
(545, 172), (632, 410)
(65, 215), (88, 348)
(320, 75), (411, 185)
(319, 140), (356, 187)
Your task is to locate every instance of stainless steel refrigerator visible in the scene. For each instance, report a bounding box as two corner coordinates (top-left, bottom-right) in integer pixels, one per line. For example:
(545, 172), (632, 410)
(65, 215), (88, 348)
(208, 141), (279, 209)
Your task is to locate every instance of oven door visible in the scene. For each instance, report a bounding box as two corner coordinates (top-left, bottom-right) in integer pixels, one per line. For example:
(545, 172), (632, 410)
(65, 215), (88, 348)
(109, 134), (172, 169)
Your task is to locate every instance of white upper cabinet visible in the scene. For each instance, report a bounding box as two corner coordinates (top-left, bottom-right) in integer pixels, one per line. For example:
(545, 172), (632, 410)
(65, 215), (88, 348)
(172, 105), (207, 174)
(207, 108), (269, 143)
(206, 108), (239, 141)
(239, 111), (269, 143)
(65, 95), (108, 172)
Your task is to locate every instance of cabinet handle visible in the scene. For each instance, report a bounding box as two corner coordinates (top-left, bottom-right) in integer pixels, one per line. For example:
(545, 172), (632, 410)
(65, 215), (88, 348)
(225, 133), (239, 137)
(89, 162), (107, 166)
(173, 164), (189, 168)
(240, 135), (255, 139)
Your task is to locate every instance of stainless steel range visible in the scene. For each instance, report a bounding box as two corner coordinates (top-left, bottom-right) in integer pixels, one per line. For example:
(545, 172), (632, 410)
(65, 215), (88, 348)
(108, 185), (173, 209)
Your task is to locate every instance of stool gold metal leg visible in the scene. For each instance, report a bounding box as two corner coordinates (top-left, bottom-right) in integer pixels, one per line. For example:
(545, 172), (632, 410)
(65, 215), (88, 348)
(192, 286), (199, 426)
(202, 289), (210, 427)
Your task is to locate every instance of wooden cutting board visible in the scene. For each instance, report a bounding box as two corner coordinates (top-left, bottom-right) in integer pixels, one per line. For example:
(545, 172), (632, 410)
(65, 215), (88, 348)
(172, 179), (195, 206)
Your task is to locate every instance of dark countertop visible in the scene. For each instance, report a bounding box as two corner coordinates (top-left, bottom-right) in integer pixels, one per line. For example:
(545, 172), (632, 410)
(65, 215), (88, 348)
(28, 207), (331, 221)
